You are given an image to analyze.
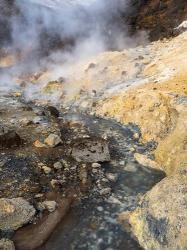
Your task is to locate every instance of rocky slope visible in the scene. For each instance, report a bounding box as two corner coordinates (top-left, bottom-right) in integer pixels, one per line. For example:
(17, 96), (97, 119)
(93, 31), (187, 175)
(87, 27), (187, 250)
(131, 0), (187, 40)
(26, 28), (187, 250)
(30, 30), (187, 177)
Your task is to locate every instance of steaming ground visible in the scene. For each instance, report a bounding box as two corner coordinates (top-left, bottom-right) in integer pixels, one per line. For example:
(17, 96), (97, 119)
(0, 1), (187, 249)
(0, 0), (146, 97)
(1, 30), (186, 106)
(0, 0), (147, 100)
(2, 0), (131, 57)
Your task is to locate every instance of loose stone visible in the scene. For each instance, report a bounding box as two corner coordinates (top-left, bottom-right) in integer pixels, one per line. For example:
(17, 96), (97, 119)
(53, 161), (63, 170)
(100, 188), (111, 196)
(42, 166), (52, 174)
(44, 134), (62, 147)
(106, 173), (118, 182)
(92, 163), (101, 168)
(42, 200), (57, 212)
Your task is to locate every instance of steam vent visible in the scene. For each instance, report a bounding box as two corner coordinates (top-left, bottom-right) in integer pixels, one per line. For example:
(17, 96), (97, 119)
(0, 0), (187, 249)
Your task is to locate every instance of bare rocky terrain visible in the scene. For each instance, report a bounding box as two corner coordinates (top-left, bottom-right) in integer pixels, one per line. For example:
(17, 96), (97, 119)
(0, 92), (165, 249)
(0, 1), (187, 250)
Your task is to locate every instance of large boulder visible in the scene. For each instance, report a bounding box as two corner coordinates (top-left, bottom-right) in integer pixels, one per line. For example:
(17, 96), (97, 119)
(129, 171), (187, 250)
(0, 198), (35, 231)
(71, 138), (110, 163)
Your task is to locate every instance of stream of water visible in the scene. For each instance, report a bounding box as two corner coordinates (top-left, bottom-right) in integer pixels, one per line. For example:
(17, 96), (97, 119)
(39, 112), (165, 250)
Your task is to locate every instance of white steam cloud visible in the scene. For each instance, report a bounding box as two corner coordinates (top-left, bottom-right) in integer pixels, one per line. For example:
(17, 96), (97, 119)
(12, 0), (130, 55)
(0, 0), (146, 100)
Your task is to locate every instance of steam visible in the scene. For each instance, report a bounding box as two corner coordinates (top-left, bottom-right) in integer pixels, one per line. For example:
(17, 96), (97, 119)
(12, 0), (130, 56)
(0, 0), (146, 101)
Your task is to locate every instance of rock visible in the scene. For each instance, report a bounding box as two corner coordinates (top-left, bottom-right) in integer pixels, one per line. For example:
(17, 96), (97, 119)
(14, 92), (22, 97)
(53, 161), (63, 170)
(0, 238), (15, 250)
(118, 211), (131, 223)
(106, 173), (118, 182)
(79, 164), (88, 185)
(50, 179), (60, 188)
(38, 201), (57, 213)
(37, 162), (52, 174)
(107, 196), (122, 205)
(0, 198), (35, 230)
(124, 163), (137, 173)
(92, 163), (101, 168)
(119, 160), (126, 166)
(118, 211), (131, 232)
(44, 134), (62, 147)
(86, 63), (96, 72)
(0, 128), (22, 148)
(20, 118), (33, 126)
(80, 101), (90, 109)
(102, 134), (108, 140)
(71, 138), (110, 163)
(13, 198), (73, 250)
(61, 159), (69, 168)
(42, 165), (52, 174)
(101, 178), (109, 184)
(37, 162), (45, 168)
(43, 81), (63, 94)
(36, 202), (45, 211)
(100, 188), (111, 196)
(92, 168), (98, 174)
(134, 153), (161, 170)
(34, 193), (44, 198)
(130, 147), (135, 152)
(44, 106), (60, 118)
(174, 21), (187, 35)
(58, 77), (66, 83)
(133, 132), (140, 140)
(33, 140), (46, 148)
(129, 171), (187, 250)
(97, 206), (104, 212)
(33, 116), (43, 124)
(33, 108), (44, 116)
(0, 160), (6, 168)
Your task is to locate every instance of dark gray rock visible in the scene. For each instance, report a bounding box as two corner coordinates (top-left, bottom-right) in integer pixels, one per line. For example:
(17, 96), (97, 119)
(0, 128), (22, 148)
(44, 106), (60, 118)
(71, 138), (110, 163)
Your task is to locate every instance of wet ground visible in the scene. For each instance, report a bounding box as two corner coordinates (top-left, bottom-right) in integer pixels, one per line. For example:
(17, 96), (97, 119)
(39, 113), (164, 250)
(0, 92), (165, 250)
